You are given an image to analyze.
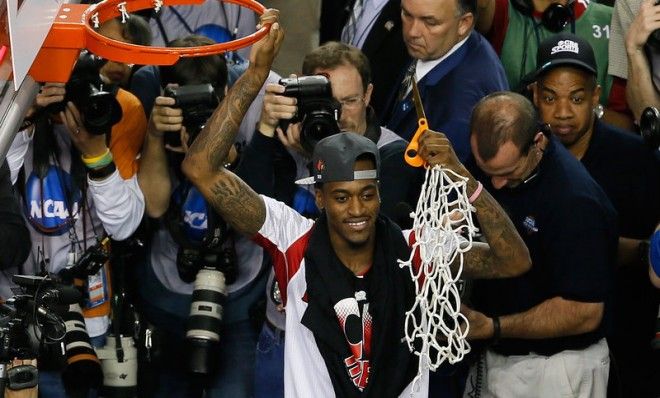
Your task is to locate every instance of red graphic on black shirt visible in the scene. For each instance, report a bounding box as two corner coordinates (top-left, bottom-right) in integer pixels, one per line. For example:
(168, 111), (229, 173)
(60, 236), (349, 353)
(335, 296), (372, 391)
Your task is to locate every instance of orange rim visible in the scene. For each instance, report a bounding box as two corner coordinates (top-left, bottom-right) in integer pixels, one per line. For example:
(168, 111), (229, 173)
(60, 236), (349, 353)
(82, 0), (269, 65)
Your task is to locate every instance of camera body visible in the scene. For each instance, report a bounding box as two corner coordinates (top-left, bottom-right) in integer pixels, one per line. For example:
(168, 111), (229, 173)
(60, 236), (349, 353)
(47, 51), (123, 136)
(0, 276), (83, 392)
(58, 238), (110, 284)
(640, 106), (660, 148)
(163, 84), (220, 147)
(278, 75), (341, 153)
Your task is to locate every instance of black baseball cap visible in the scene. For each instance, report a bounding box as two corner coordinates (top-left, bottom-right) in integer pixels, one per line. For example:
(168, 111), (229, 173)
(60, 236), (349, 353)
(533, 33), (597, 80)
(295, 133), (380, 185)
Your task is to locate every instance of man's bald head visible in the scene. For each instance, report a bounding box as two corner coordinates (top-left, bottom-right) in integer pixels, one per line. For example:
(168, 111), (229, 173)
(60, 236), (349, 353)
(470, 92), (539, 162)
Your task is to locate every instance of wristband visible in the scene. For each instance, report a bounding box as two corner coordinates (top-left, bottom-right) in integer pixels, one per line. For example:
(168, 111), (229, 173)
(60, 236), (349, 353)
(469, 181), (483, 204)
(82, 149), (113, 169)
(492, 316), (501, 345)
(87, 161), (116, 180)
(82, 148), (110, 164)
(650, 230), (660, 277)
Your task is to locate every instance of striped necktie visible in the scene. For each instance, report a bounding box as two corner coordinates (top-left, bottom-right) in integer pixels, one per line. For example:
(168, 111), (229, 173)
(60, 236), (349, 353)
(397, 62), (416, 101)
(341, 0), (365, 45)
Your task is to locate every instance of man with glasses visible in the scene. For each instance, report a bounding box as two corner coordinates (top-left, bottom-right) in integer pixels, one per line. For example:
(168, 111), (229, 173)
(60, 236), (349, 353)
(257, 40), (420, 220)
(461, 91), (617, 397)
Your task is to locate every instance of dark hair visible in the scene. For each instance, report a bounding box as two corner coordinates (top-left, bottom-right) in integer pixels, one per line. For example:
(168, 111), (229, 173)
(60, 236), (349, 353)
(160, 35), (228, 92)
(470, 92), (539, 161)
(302, 41), (371, 92)
(457, 0), (478, 17)
(98, 15), (152, 46)
(122, 14), (152, 46)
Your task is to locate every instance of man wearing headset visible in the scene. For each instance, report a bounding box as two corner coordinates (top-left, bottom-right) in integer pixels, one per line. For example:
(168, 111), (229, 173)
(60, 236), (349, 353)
(475, 0), (613, 104)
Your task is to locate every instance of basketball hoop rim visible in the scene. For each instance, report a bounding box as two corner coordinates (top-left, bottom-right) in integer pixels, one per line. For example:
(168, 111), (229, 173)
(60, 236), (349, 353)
(81, 0), (269, 65)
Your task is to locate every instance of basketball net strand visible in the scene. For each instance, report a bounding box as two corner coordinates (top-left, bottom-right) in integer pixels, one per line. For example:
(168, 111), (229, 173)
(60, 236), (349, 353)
(398, 165), (478, 393)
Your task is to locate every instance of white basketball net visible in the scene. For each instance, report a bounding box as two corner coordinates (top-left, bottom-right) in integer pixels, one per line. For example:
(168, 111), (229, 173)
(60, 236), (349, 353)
(398, 165), (479, 391)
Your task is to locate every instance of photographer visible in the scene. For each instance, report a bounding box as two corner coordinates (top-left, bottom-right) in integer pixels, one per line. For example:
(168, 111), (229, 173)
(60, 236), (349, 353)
(6, 52), (147, 396)
(259, 41), (420, 221)
(96, 15), (152, 88)
(136, 35), (270, 398)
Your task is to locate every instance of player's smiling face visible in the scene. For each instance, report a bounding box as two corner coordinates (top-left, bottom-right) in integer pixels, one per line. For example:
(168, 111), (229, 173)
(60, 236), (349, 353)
(316, 159), (380, 250)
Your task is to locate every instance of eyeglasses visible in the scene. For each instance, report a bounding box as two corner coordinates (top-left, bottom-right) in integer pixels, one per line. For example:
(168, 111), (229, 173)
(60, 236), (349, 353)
(338, 95), (365, 110)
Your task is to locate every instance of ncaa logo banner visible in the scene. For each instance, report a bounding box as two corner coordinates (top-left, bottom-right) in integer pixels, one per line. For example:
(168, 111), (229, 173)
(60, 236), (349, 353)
(24, 166), (81, 236)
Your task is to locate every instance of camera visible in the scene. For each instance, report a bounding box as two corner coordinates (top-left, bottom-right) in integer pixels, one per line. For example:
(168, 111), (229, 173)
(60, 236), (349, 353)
(640, 106), (660, 148)
(0, 276), (83, 393)
(170, 214), (237, 375)
(180, 242), (237, 376)
(163, 83), (220, 147)
(278, 75), (342, 153)
(58, 237), (110, 284)
(47, 51), (123, 136)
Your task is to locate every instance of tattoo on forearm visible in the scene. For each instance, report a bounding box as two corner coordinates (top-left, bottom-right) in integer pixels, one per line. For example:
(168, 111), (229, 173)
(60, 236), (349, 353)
(209, 173), (265, 235)
(465, 189), (527, 278)
(188, 70), (266, 171)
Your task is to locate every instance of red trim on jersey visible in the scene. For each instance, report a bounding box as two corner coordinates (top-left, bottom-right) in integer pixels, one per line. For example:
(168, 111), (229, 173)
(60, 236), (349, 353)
(253, 228), (313, 306)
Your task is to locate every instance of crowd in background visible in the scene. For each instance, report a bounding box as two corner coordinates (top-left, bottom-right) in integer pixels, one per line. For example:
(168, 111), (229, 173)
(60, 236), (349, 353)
(0, 0), (659, 397)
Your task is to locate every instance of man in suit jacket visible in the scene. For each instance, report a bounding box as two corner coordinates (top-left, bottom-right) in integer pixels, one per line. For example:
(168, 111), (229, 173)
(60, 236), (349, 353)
(320, 0), (409, 120)
(384, 0), (508, 162)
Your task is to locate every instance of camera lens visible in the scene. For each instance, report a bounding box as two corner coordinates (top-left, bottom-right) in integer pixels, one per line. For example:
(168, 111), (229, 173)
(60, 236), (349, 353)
(640, 106), (660, 148)
(185, 268), (227, 375)
(301, 109), (342, 153)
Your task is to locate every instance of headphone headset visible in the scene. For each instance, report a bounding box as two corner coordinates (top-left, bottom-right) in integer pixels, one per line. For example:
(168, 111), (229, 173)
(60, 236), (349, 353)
(510, 0), (575, 33)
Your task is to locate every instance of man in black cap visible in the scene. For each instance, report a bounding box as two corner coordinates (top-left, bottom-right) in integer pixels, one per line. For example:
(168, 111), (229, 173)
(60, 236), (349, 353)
(531, 32), (660, 397)
(181, 15), (531, 394)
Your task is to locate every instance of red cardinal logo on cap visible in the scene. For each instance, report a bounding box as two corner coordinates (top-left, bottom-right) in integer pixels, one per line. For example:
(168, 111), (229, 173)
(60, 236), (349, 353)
(316, 160), (325, 173)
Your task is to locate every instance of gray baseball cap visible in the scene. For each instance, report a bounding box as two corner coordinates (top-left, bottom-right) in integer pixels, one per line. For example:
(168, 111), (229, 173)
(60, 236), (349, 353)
(295, 133), (380, 185)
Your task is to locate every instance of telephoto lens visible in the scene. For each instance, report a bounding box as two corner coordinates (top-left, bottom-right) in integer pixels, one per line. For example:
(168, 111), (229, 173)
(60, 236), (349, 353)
(95, 335), (138, 397)
(185, 267), (227, 375)
(61, 304), (103, 396)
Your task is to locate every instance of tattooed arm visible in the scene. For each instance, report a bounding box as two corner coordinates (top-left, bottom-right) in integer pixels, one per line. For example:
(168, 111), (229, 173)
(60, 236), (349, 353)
(418, 130), (531, 279)
(182, 10), (284, 237)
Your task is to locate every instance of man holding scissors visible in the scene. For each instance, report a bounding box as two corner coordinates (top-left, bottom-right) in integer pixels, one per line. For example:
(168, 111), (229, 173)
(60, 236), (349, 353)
(384, 0), (508, 162)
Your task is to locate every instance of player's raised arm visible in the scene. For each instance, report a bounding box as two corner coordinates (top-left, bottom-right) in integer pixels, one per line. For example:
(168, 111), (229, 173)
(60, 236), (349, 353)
(182, 9), (284, 236)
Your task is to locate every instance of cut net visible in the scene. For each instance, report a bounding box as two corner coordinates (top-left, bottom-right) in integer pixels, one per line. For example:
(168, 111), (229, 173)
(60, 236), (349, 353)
(398, 165), (478, 391)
